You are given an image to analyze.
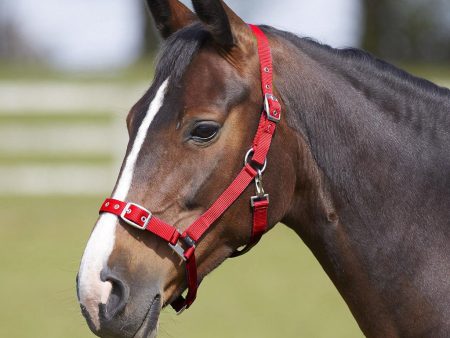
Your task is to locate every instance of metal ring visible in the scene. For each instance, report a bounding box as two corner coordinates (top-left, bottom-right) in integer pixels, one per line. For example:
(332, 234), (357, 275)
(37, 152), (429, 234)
(244, 148), (267, 173)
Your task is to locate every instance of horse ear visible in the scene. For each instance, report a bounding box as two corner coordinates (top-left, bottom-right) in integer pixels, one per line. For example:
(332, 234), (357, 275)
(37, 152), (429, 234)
(146, 0), (197, 39)
(191, 0), (251, 50)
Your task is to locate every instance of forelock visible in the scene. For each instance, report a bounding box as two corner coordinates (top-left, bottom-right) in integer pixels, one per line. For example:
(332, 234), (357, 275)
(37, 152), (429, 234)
(154, 23), (209, 86)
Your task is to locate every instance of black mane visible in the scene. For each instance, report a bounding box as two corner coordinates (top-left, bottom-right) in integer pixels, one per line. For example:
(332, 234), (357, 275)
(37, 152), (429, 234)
(261, 25), (450, 98)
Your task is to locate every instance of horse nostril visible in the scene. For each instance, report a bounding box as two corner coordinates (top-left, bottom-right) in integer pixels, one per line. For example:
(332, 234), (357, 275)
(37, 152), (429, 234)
(101, 274), (130, 321)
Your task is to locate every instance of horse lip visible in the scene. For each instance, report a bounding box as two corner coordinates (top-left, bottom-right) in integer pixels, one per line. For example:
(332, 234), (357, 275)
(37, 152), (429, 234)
(134, 294), (161, 338)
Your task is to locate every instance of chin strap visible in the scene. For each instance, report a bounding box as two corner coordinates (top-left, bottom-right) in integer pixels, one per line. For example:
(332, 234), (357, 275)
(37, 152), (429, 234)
(98, 24), (281, 314)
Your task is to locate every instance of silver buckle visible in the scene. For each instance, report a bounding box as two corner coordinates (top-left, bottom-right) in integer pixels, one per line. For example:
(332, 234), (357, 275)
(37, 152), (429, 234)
(264, 93), (281, 122)
(120, 202), (152, 230)
(244, 148), (267, 173)
(168, 234), (196, 261)
(251, 194), (269, 207)
(169, 242), (187, 261)
(250, 169), (269, 207)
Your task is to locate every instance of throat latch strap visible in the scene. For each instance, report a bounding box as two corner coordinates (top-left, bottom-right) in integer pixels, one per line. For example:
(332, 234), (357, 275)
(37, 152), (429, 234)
(98, 24), (280, 313)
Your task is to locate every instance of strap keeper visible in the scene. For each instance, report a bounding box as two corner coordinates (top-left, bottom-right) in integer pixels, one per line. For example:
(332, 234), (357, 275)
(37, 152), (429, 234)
(244, 163), (258, 177)
(169, 230), (181, 245)
(184, 246), (195, 260)
(182, 234), (196, 248)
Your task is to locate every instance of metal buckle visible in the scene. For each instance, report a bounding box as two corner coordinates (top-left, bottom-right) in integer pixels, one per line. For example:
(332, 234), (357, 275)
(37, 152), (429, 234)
(169, 243), (187, 261)
(264, 93), (281, 122)
(250, 194), (269, 207)
(120, 202), (152, 230)
(244, 148), (267, 173)
(168, 234), (196, 261)
(250, 170), (269, 207)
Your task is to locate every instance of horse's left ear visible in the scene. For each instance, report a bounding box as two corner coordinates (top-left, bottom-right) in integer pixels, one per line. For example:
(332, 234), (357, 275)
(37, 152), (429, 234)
(146, 0), (197, 39)
(191, 0), (252, 50)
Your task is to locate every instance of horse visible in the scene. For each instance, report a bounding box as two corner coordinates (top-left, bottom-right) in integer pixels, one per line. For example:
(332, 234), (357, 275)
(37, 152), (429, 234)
(76, 0), (450, 337)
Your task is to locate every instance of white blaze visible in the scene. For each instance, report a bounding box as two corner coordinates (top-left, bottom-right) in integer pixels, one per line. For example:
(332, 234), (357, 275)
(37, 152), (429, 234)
(78, 79), (169, 327)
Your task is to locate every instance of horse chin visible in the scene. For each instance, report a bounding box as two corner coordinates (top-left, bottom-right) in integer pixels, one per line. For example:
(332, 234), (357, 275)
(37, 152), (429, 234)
(133, 295), (161, 338)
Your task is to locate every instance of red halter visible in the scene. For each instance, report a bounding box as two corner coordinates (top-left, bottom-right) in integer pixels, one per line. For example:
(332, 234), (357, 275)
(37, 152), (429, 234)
(98, 25), (281, 313)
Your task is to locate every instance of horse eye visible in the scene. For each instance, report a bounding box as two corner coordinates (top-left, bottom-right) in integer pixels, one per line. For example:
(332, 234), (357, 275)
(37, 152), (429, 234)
(191, 122), (219, 142)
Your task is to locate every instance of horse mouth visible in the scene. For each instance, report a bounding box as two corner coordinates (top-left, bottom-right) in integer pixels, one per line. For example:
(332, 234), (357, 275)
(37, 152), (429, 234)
(134, 294), (161, 338)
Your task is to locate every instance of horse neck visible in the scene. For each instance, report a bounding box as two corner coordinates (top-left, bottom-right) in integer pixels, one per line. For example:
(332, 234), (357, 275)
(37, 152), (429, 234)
(270, 32), (450, 336)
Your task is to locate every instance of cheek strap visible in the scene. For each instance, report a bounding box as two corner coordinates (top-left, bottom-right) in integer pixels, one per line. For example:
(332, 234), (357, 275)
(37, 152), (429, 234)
(98, 24), (280, 314)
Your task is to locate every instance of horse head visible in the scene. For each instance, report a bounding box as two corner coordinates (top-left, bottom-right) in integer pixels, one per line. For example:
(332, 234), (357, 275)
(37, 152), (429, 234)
(77, 1), (296, 337)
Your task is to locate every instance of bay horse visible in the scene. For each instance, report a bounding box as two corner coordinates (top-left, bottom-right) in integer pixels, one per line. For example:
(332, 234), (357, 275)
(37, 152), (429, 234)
(77, 0), (450, 337)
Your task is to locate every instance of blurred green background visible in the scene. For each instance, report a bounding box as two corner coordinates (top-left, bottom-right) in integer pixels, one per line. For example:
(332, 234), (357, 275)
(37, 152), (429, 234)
(0, 0), (449, 337)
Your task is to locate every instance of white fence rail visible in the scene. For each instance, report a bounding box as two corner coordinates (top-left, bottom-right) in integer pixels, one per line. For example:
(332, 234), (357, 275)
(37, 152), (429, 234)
(0, 82), (146, 113)
(0, 81), (146, 195)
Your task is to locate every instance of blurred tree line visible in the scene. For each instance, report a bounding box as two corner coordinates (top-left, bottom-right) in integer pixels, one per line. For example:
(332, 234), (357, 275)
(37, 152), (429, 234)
(1, 0), (449, 65)
(362, 0), (450, 62)
(142, 0), (450, 63)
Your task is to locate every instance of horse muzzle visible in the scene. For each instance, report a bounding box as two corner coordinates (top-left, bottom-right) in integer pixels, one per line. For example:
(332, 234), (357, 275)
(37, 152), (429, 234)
(77, 270), (162, 338)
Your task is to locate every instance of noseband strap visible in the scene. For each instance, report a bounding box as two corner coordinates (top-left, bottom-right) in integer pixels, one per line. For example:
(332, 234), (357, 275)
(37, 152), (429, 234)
(98, 25), (280, 314)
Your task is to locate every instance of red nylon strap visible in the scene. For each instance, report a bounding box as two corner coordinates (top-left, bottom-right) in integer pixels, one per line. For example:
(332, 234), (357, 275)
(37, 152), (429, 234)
(185, 164), (257, 241)
(186, 25), (278, 242)
(230, 197), (269, 258)
(100, 199), (126, 214)
(248, 24), (281, 166)
(100, 198), (196, 312)
(170, 246), (197, 313)
(97, 25), (279, 313)
(252, 199), (269, 240)
(250, 24), (273, 97)
(99, 199), (180, 245)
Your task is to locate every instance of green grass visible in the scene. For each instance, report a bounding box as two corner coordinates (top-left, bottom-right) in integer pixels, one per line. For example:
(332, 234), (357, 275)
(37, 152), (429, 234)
(0, 112), (113, 125)
(0, 59), (155, 83)
(0, 196), (362, 338)
(0, 153), (113, 166)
